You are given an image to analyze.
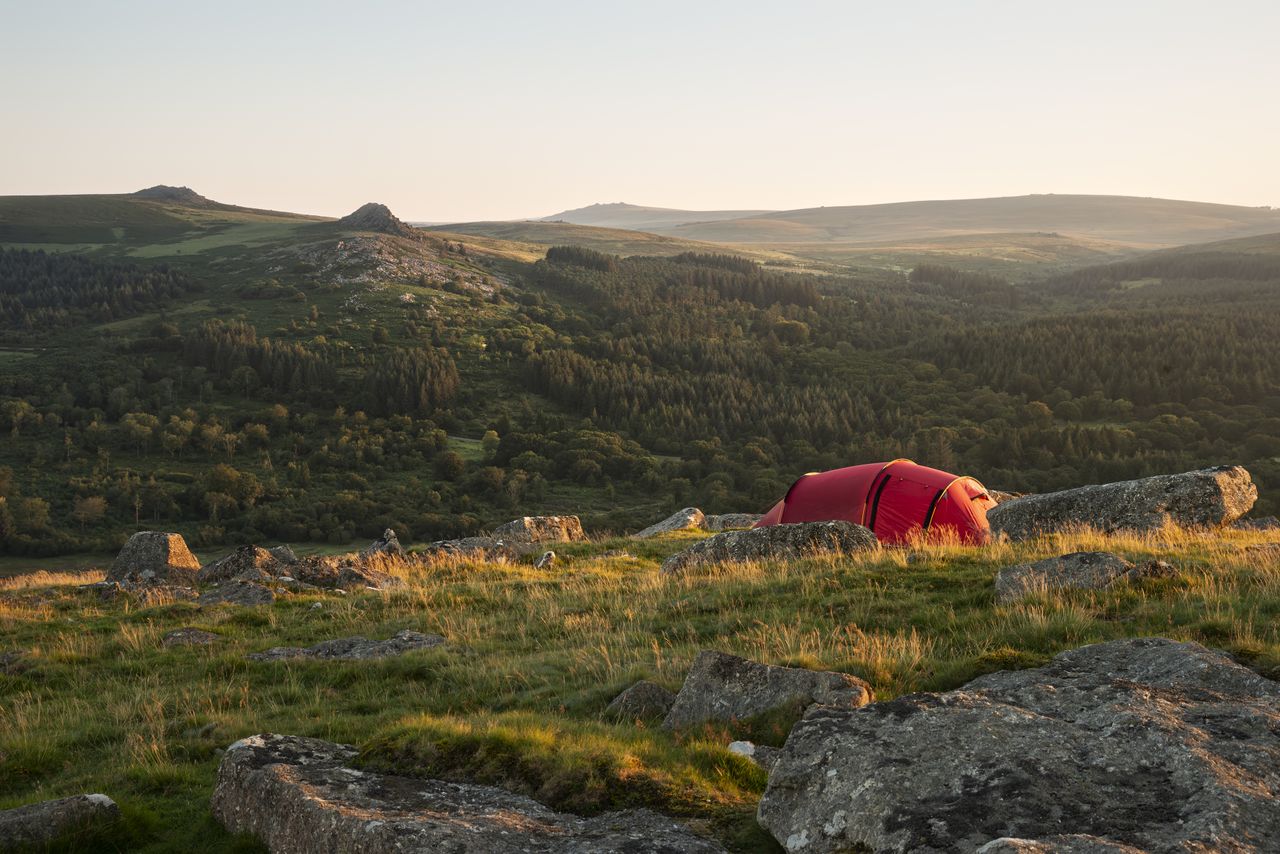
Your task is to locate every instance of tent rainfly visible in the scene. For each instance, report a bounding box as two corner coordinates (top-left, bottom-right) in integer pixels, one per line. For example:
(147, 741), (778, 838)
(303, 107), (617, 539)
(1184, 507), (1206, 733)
(755, 459), (996, 545)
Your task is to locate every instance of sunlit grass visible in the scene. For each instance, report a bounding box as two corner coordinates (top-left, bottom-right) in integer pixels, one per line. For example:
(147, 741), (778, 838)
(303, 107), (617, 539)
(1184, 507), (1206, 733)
(0, 526), (1277, 851)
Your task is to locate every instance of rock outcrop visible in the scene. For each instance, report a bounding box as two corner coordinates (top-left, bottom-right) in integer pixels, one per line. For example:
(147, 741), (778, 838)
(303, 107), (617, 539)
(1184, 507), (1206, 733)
(107, 531), (201, 584)
(335, 202), (418, 239)
(211, 733), (726, 852)
(248, 629), (445, 662)
(703, 513), (763, 532)
(197, 580), (276, 608)
(660, 521), (877, 575)
(662, 650), (871, 731)
(198, 545), (282, 584)
(0, 793), (120, 847)
(268, 544), (299, 564)
(132, 185), (214, 206)
(994, 551), (1176, 603)
(988, 466), (1257, 540)
(289, 554), (397, 590)
(361, 528), (406, 558)
(604, 680), (677, 722)
(493, 515), (586, 544)
(422, 536), (518, 561)
(635, 507), (706, 539)
(757, 637), (1280, 854)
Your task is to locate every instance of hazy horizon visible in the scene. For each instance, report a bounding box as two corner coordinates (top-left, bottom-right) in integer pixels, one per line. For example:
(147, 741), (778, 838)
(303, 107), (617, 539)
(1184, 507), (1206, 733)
(3, 0), (1277, 222)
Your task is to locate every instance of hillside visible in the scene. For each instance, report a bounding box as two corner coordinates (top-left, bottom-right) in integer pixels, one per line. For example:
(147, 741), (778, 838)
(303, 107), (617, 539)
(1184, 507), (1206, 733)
(425, 220), (803, 265)
(657, 194), (1280, 247)
(540, 202), (774, 232)
(0, 187), (1278, 572)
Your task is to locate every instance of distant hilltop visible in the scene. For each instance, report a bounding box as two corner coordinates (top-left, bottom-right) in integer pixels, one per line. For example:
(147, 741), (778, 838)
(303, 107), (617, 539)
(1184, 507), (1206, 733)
(132, 185), (217, 207)
(336, 202), (418, 239)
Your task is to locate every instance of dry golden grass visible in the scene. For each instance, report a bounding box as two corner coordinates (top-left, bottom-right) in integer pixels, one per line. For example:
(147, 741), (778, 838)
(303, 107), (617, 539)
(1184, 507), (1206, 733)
(0, 526), (1277, 852)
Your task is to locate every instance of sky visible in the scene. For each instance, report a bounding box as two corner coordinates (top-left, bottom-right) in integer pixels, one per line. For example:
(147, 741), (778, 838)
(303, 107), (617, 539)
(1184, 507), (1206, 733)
(2, 0), (1278, 222)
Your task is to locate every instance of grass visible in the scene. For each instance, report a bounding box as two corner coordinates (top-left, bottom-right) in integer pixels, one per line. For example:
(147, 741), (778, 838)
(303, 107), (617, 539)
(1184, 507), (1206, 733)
(1, 527), (1279, 851)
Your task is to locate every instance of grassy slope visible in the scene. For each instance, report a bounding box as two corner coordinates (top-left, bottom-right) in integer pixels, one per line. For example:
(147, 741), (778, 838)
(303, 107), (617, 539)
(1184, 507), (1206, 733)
(537, 202), (775, 232)
(1155, 229), (1280, 256)
(2, 528), (1279, 852)
(424, 221), (807, 266)
(754, 231), (1145, 276)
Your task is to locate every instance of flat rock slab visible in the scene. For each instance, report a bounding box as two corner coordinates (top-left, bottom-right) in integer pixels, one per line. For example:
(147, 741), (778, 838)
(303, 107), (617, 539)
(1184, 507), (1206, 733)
(423, 536), (519, 560)
(212, 733), (726, 853)
(198, 580), (276, 608)
(757, 637), (1280, 853)
(493, 515), (586, 544)
(703, 513), (763, 532)
(0, 793), (119, 847)
(604, 680), (677, 722)
(635, 507), (706, 539)
(994, 551), (1174, 603)
(248, 629), (445, 662)
(660, 521), (877, 574)
(663, 650), (871, 730)
(162, 628), (220, 648)
(988, 466), (1257, 540)
(108, 531), (201, 584)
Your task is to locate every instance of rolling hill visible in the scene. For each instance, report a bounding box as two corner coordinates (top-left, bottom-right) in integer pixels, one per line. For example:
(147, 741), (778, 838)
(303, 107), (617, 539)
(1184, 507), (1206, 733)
(477, 195), (1280, 275)
(538, 202), (773, 232)
(649, 194), (1280, 248)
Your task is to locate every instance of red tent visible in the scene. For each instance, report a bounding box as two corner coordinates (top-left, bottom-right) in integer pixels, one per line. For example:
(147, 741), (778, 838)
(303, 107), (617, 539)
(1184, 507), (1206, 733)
(755, 459), (996, 545)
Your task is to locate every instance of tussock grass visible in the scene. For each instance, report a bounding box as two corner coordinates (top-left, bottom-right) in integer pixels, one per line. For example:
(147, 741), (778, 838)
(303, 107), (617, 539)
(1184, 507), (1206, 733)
(0, 527), (1278, 851)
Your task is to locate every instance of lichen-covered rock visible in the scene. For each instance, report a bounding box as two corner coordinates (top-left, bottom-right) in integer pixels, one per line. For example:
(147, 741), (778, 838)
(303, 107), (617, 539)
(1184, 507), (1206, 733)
(198, 580), (276, 608)
(211, 733), (726, 852)
(198, 545), (282, 584)
(660, 521), (877, 574)
(703, 513), (763, 532)
(634, 507), (706, 539)
(988, 466), (1257, 540)
(662, 650), (871, 731)
(289, 554), (397, 590)
(422, 536), (518, 561)
(108, 531), (201, 584)
(268, 544), (299, 564)
(604, 680), (677, 722)
(361, 528), (406, 558)
(163, 628), (220, 648)
(994, 551), (1175, 603)
(0, 794), (120, 847)
(977, 837), (1150, 854)
(493, 515), (586, 544)
(757, 637), (1280, 854)
(248, 629), (445, 662)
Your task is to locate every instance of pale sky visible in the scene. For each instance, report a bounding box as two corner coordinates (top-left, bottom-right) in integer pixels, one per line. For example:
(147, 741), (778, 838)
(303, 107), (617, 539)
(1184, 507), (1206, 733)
(2, 0), (1277, 222)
